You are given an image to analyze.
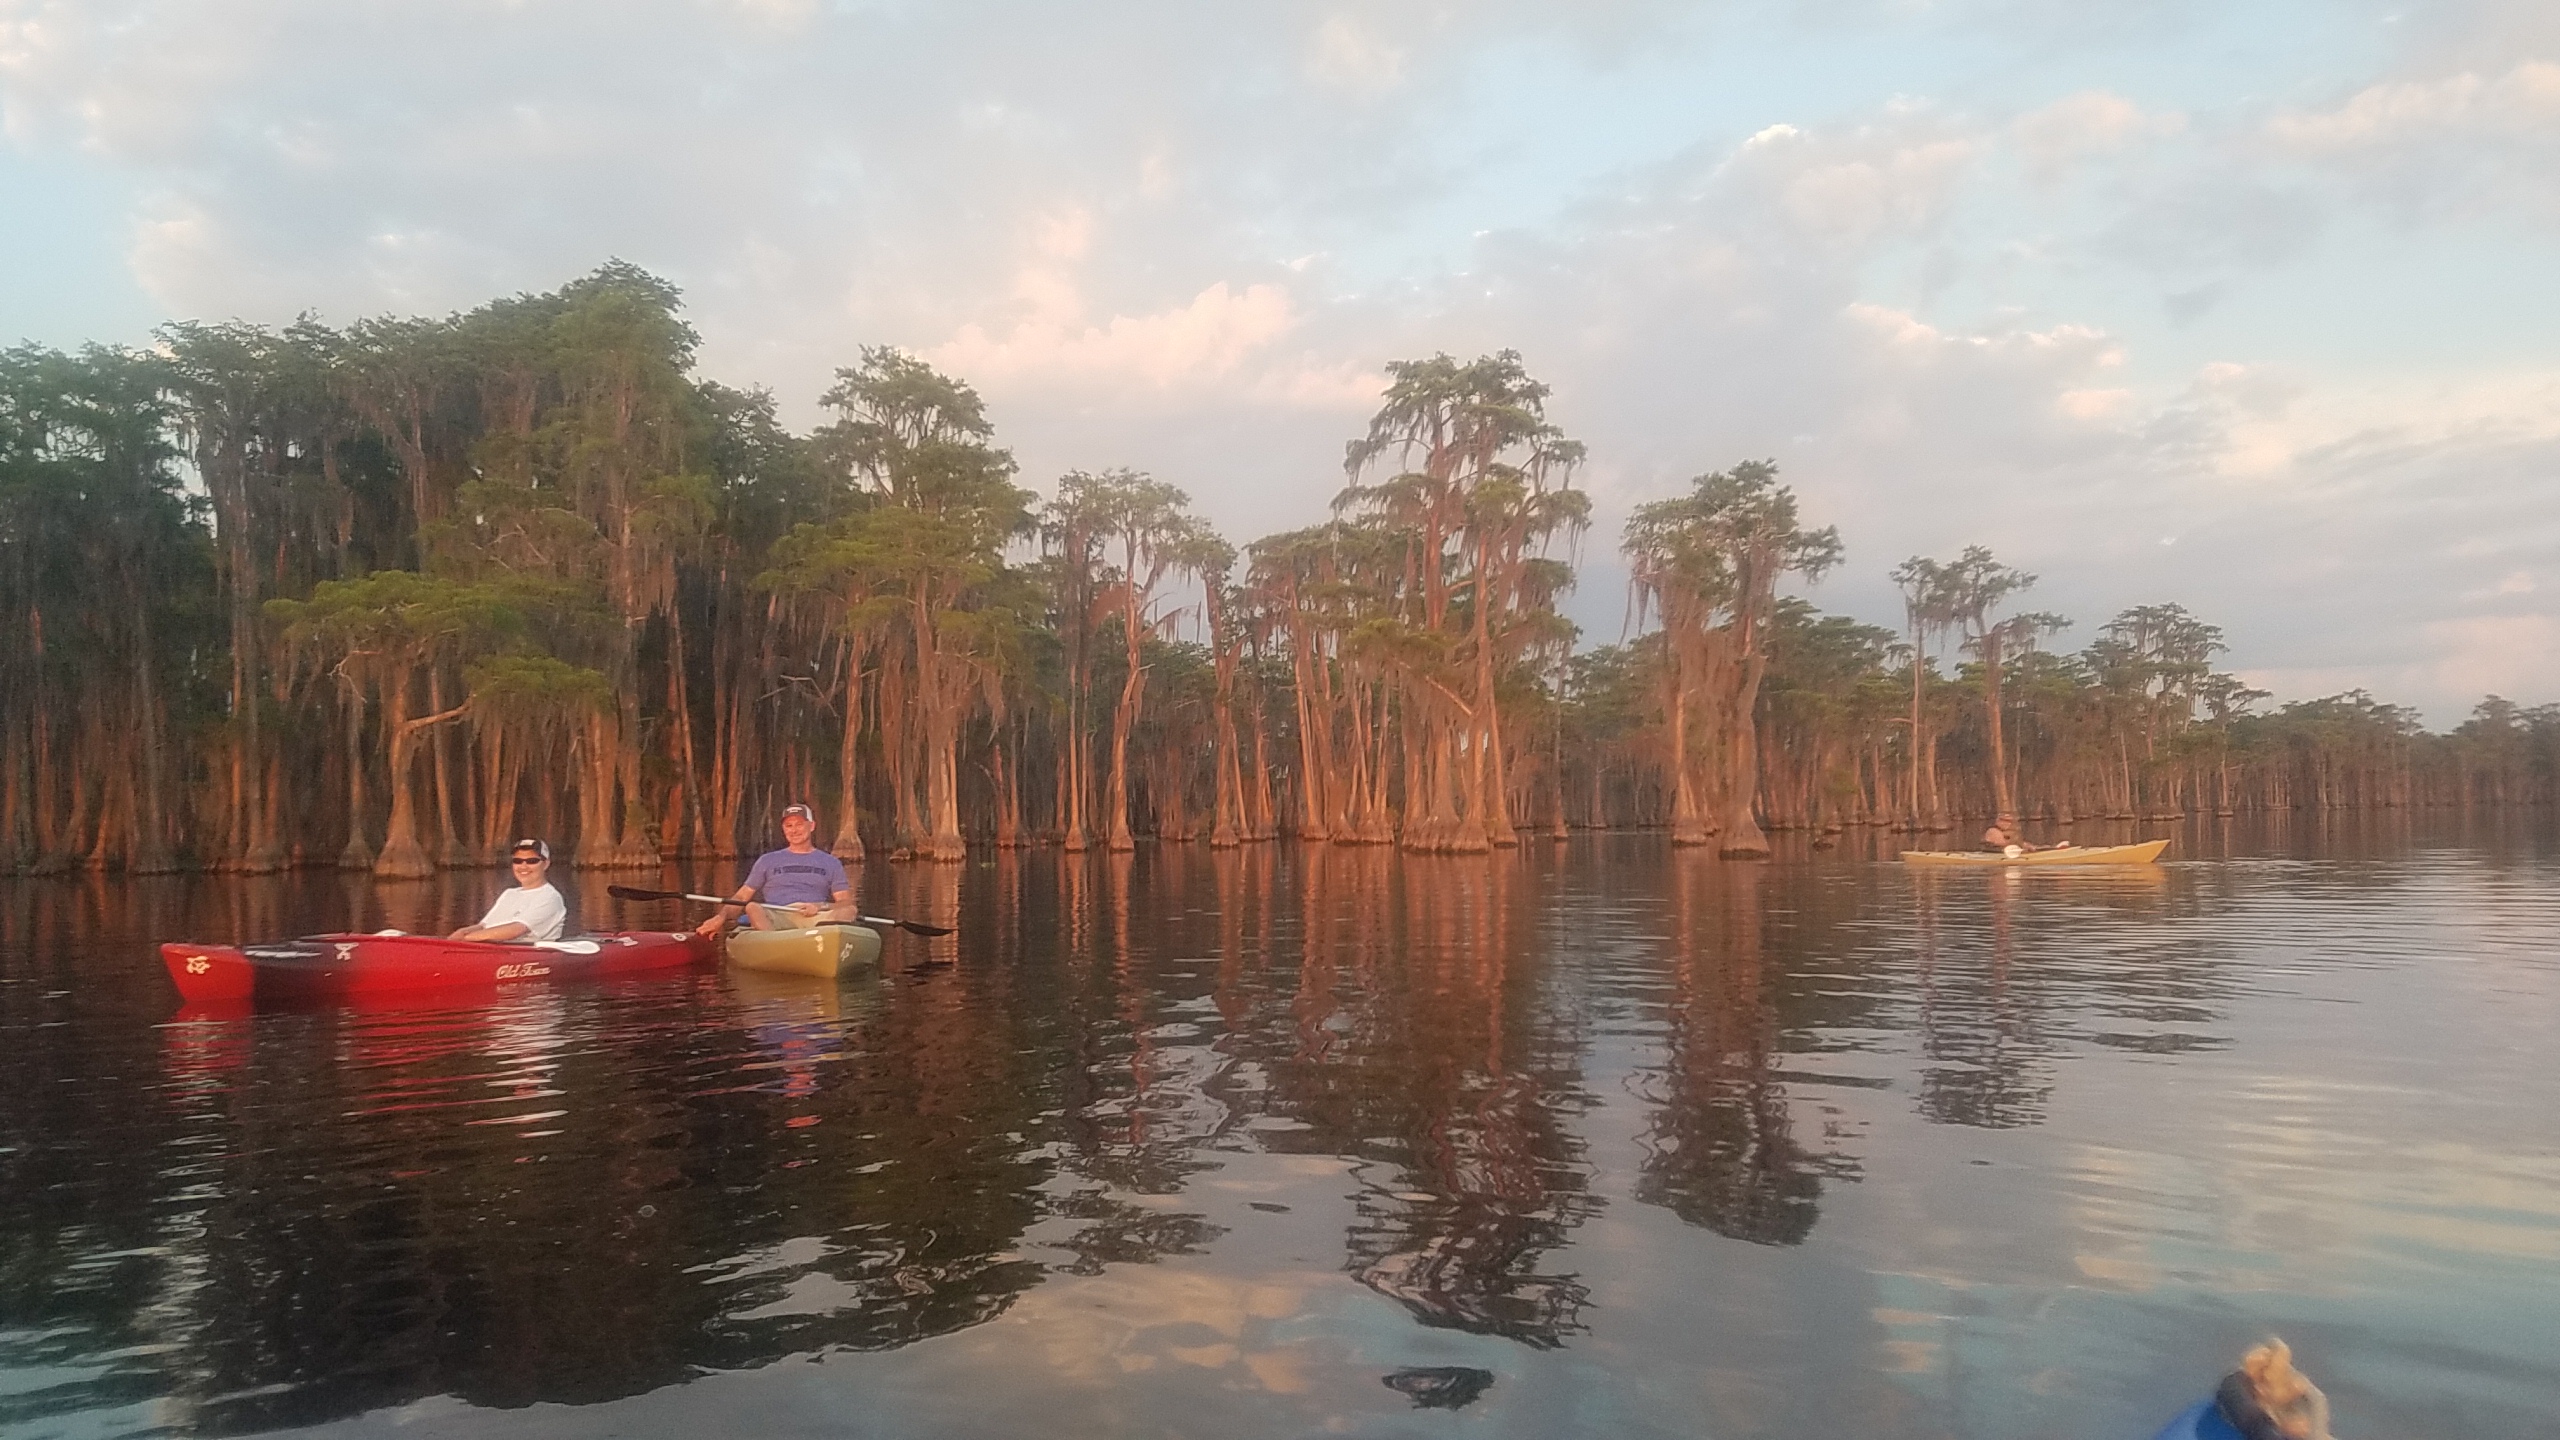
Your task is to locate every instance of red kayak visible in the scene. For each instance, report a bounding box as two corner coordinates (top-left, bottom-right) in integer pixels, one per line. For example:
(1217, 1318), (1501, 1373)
(161, 931), (717, 1004)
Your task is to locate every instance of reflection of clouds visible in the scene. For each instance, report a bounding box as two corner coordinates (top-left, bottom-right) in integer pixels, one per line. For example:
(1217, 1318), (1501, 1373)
(966, 1265), (1325, 1387)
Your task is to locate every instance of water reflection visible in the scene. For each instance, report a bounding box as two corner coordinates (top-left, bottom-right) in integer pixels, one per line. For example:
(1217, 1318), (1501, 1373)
(1264, 850), (1597, 1348)
(1, 822), (2556, 1438)
(1634, 855), (1847, 1245)
(124, 969), (1053, 1431)
(1908, 867), (2198, 1129)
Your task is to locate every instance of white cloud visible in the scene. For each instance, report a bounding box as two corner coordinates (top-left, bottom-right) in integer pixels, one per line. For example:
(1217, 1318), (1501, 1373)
(2014, 91), (2185, 184)
(1713, 115), (1981, 252)
(2268, 60), (2560, 151)
(932, 280), (1300, 390)
(1306, 13), (1405, 92)
(2264, 58), (2560, 222)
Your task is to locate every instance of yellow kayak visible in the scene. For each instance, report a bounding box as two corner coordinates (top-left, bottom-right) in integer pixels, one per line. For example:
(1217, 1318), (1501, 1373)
(1901, 839), (2169, 867)
(724, 921), (883, 978)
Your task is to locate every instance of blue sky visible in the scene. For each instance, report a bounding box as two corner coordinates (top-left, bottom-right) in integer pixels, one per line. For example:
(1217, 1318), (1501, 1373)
(2, 0), (2554, 722)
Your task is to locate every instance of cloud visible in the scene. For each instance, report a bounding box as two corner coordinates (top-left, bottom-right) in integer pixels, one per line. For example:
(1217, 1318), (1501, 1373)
(922, 208), (1336, 398)
(1306, 13), (1406, 92)
(2264, 59), (2560, 222)
(2268, 60), (2560, 150)
(1714, 114), (1982, 253)
(2014, 91), (2185, 184)
(931, 280), (1301, 391)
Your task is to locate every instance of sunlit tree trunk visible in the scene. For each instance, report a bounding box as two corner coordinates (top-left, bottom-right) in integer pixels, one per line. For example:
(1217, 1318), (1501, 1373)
(1248, 700), (1277, 841)
(667, 609), (710, 859)
(833, 631), (866, 863)
(338, 687), (374, 869)
(916, 594), (967, 862)
(428, 667), (468, 866)
(1106, 602), (1144, 852)
(1289, 618), (1333, 841)
(1719, 639), (1772, 859)
(1666, 642), (1712, 847)
(376, 667), (468, 879)
(1981, 629), (2017, 821)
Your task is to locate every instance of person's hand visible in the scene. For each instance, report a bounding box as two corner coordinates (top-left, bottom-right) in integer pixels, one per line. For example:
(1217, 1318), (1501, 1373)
(790, 902), (819, 916)
(694, 916), (723, 938)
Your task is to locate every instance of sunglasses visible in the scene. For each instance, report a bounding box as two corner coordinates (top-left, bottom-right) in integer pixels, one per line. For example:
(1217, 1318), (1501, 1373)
(510, 856), (545, 866)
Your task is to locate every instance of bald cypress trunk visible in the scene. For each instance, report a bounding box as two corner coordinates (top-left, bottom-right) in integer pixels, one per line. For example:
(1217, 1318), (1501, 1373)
(832, 631), (867, 863)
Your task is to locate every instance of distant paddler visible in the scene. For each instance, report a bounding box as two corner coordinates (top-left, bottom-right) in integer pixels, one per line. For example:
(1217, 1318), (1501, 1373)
(694, 805), (855, 937)
(448, 839), (567, 942)
(1981, 815), (2071, 859)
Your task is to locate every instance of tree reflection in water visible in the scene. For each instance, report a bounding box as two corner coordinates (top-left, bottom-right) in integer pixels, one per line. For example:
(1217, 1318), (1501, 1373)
(1034, 848), (1234, 1276)
(1633, 853), (1849, 1246)
(1264, 848), (1597, 1347)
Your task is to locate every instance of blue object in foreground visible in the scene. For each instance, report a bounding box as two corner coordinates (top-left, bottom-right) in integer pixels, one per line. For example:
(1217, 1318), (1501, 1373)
(2152, 1398), (2245, 1440)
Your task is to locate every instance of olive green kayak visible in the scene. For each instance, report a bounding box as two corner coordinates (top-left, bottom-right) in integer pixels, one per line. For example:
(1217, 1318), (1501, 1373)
(724, 922), (883, 977)
(1901, 839), (2169, 867)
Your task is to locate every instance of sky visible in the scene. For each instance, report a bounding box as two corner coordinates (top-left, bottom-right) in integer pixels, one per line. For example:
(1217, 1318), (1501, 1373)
(3, 0), (2556, 724)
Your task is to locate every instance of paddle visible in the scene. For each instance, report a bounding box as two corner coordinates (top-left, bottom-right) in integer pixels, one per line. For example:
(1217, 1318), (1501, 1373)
(605, 884), (955, 938)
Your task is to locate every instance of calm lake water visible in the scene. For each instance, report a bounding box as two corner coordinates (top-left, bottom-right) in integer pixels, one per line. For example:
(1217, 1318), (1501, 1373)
(3, 819), (2555, 1439)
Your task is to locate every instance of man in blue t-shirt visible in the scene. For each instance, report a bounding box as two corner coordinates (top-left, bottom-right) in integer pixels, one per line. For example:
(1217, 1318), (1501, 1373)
(694, 804), (856, 937)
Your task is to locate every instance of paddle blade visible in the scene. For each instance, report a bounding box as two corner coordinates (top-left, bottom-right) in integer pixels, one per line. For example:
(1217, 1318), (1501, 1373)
(607, 884), (678, 901)
(859, 914), (955, 938)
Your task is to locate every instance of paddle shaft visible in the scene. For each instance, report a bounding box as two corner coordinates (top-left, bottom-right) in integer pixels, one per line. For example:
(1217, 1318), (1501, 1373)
(605, 884), (953, 937)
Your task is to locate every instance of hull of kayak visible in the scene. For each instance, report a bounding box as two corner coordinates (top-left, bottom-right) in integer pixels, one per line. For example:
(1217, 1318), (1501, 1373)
(1901, 839), (2169, 866)
(724, 923), (883, 978)
(160, 931), (717, 1004)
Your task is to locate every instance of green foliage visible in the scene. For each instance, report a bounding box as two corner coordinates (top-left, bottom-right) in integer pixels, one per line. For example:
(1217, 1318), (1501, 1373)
(1626, 460), (1839, 636)
(0, 342), (222, 711)
(466, 654), (614, 722)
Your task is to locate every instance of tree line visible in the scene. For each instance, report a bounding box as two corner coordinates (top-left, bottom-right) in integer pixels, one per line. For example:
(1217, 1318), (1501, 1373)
(2, 263), (2551, 875)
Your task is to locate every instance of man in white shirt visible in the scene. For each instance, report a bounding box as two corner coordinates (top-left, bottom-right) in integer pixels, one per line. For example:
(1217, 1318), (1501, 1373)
(450, 839), (568, 942)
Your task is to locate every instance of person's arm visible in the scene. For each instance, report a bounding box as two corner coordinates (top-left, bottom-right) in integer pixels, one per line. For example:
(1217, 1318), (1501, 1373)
(456, 891), (543, 942)
(457, 920), (532, 942)
(695, 881), (760, 936)
(453, 894), (518, 940)
(826, 885), (855, 923)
